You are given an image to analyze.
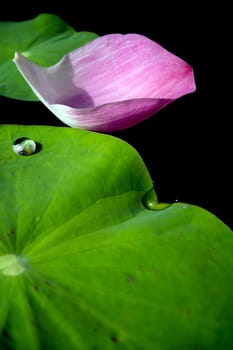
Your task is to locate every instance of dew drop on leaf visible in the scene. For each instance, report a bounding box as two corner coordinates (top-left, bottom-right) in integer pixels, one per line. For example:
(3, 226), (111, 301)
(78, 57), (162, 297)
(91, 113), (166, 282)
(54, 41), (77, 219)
(142, 188), (170, 210)
(142, 188), (159, 210)
(12, 137), (36, 156)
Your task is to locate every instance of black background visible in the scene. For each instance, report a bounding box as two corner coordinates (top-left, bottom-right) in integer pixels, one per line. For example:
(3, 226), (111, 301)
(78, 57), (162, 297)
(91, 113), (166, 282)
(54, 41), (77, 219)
(0, 1), (232, 229)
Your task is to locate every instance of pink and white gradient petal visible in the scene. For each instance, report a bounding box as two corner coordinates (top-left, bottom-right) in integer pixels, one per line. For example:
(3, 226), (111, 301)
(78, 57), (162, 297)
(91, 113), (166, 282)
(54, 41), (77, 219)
(14, 33), (196, 132)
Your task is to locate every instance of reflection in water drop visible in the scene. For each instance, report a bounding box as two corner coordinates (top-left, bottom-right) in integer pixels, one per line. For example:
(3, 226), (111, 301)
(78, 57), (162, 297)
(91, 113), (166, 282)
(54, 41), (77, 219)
(142, 188), (170, 211)
(12, 137), (36, 156)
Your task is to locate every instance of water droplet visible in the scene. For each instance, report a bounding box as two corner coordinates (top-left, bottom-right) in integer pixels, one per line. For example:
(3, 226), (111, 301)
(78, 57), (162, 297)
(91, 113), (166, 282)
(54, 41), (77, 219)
(142, 188), (159, 210)
(154, 202), (171, 210)
(0, 254), (27, 276)
(13, 137), (36, 156)
(142, 188), (170, 211)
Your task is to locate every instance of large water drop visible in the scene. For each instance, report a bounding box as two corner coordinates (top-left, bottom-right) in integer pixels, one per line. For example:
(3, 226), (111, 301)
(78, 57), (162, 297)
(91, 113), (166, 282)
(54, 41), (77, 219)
(142, 188), (170, 210)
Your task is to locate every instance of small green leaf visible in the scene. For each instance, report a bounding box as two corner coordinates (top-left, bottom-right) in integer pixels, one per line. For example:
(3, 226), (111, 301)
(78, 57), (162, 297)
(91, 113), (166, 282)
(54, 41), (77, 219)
(0, 14), (98, 101)
(0, 125), (233, 350)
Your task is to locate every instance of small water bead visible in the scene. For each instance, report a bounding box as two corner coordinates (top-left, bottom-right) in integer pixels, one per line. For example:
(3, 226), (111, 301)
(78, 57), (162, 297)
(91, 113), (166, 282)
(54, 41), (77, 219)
(13, 137), (36, 156)
(142, 188), (171, 211)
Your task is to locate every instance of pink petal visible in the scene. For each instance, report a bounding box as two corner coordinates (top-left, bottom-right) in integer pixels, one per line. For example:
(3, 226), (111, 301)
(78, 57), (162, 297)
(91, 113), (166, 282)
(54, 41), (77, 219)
(14, 34), (196, 132)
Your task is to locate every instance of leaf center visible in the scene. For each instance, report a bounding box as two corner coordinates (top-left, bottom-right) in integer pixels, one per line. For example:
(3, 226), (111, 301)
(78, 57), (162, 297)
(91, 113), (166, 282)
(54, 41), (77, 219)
(0, 254), (27, 276)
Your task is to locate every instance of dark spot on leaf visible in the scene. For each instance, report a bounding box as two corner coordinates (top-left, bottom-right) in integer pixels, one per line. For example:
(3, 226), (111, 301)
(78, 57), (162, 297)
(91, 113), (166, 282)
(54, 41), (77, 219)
(1, 329), (13, 349)
(7, 230), (15, 237)
(126, 274), (136, 283)
(44, 280), (54, 287)
(185, 309), (191, 317)
(31, 319), (36, 327)
(34, 285), (40, 292)
(210, 257), (219, 265)
(111, 335), (118, 343)
(2, 329), (10, 339)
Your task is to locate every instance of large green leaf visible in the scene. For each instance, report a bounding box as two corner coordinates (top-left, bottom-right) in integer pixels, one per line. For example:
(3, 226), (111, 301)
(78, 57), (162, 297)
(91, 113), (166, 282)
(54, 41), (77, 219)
(0, 124), (233, 350)
(0, 14), (98, 101)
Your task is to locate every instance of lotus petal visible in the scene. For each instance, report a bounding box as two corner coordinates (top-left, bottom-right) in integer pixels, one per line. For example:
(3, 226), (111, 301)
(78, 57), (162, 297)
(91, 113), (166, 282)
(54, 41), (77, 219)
(14, 34), (196, 132)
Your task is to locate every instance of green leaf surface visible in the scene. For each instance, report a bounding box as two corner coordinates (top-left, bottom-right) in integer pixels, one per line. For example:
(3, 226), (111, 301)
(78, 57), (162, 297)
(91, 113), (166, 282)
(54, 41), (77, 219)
(0, 14), (98, 101)
(0, 124), (233, 350)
